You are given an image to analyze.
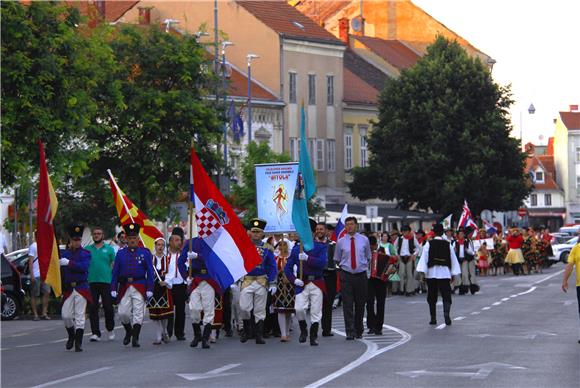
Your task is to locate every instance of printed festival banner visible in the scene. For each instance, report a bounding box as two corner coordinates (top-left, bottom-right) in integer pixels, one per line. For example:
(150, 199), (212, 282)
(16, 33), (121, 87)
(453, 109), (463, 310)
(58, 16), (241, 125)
(255, 162), (299, 233)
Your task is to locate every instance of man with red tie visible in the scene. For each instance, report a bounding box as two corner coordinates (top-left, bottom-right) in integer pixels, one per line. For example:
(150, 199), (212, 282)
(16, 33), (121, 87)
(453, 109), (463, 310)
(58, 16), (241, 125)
(334, 216), (371, 340)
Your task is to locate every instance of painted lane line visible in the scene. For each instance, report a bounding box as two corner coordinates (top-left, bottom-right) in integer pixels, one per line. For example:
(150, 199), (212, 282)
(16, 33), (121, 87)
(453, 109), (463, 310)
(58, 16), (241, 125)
(534, 269), (565, 285)
(501, 298), (510, 301)
(492, 302), (502, 306)
(305, 324), (411, 388)
(436, 324), (446, 330)
(470, 312), (480, 315)
(482, 307), (491, 310)
(15, 343), (42, 348)
(30, 367), (113, 388)
(517, 286), (537, 296)
(10, 333), (29, 337)
(454, 316), (466, 321)
(510, 295), (518, 298)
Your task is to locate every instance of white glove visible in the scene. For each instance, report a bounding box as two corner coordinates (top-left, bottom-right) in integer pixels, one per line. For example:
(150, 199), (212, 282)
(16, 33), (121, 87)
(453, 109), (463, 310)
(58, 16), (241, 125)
(294, 279), (304, 287)
(146, 291), (153, 299)
(268, 286), (277, 295)
(298, 252), (309, 261)
(59, 258), (69, 266)
(111, 291), (117, 298)
(187, 251), (198, 260)
(186, 277), (192, 286)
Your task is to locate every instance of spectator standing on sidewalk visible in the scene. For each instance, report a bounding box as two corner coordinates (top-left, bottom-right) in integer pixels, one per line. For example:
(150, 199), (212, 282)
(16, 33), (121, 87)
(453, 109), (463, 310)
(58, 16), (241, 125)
(27, 233), (51, 320)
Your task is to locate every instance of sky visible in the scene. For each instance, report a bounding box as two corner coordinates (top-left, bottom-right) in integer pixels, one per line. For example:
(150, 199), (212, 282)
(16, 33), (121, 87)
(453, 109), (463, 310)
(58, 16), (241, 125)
(413, 0), (580, 146)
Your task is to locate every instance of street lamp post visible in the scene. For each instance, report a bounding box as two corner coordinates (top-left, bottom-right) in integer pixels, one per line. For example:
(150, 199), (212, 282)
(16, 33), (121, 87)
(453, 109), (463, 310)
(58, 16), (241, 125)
(519, 103), (536, 149)
(246, 54), (259, 143)
(221, 41), (234, 166)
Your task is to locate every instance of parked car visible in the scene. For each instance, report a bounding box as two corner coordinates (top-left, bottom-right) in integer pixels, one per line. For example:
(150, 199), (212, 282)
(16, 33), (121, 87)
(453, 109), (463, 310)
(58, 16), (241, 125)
(551, 236), (578, 264)
(1, 253), (25, 320)
(550, 233), (573, 245)
(5, 249), (31, 295)
(558, 225), (580, 237)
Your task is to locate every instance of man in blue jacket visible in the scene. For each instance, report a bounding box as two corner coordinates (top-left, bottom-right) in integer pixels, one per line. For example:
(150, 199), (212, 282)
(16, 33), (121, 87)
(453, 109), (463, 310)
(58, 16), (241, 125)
(285, 219), (327, 346)
(60, 224), (92, 352)
(111, 223), (154, 348)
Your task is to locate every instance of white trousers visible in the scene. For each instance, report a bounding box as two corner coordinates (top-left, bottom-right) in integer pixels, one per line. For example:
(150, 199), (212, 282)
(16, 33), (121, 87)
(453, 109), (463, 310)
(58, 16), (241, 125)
(277, 313), (292, 337)
(295, 282), (323, 323)
(461, 260), (478, 286)
(189, 281), (215, 325)
(118, 286), (145, 325)
(231, 282), (242, 330)
(239, 280), (267, 322)
(153, 319), (168, 342)
(62, 290), (87, 329)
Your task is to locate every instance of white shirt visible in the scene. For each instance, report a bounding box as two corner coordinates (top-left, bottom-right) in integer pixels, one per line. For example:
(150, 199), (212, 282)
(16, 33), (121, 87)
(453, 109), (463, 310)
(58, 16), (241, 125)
(397, 236), (419, 256)
(417, 237), (461, 279)
(165, 251), (184, 285)
(452, 240), (475, 258)
(28, 242), (40, 278)
(0, 232), (8, 253)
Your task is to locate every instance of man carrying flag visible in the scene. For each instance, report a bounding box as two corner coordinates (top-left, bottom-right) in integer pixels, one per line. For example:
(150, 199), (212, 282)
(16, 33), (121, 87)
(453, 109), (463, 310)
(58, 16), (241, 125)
(60, 224), (92, 352)
(188, 146), (264, 343)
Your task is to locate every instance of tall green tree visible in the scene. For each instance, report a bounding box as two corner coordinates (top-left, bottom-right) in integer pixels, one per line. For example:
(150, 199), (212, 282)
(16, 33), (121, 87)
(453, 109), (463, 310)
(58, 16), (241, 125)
(231, 142), (291, 224)
(1, 1), (121, 188)
(349, 36), (530, 216)
(86, 24), (222, 220)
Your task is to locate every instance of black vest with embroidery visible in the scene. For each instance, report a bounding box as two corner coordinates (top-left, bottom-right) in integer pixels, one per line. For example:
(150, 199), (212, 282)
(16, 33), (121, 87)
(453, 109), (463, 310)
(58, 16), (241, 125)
(397, 237), (415, 256)
(428, 239), (451, 268)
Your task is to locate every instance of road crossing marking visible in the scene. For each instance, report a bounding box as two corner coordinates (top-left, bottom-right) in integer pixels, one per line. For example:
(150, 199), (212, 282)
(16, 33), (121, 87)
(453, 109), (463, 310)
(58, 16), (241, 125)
(30, 367), (113, 388)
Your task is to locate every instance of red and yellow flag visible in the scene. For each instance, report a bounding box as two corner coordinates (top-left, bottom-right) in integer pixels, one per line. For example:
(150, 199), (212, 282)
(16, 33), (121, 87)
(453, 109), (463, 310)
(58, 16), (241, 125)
(107, 170), (163, 252)
(37, 141), (61, 296)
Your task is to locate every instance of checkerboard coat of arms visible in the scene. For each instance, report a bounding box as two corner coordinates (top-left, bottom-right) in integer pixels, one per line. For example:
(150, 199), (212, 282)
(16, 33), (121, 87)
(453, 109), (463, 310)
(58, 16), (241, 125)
(196, 199), (230, 238)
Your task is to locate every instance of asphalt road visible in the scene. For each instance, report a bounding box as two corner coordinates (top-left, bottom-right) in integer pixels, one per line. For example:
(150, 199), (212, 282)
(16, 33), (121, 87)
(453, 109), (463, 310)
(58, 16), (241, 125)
(1, 263), (578, 388)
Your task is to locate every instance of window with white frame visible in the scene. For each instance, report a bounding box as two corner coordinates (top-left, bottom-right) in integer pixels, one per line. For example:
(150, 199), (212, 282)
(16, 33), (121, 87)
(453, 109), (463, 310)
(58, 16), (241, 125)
(576, 147), (580, 163)
(289, 137), (299, 162)
(326, 139), (336, 172)
(315, 139), (325, 171)
(326, 75), (334, 106)
(289, 72), (297, 103)
(545, 193), (552, 206)
(344, 126), (353, 170)
(308, 74), (316, 105)
(530, 194), (537, 206)
(359, 126), (368, 167)
(535, 170), (544, 183)
(308, 138), (316, 166)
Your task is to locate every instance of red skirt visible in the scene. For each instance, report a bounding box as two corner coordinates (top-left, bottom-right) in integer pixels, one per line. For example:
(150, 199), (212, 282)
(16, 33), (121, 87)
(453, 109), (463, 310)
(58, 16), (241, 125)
(147, 282), (174, 320)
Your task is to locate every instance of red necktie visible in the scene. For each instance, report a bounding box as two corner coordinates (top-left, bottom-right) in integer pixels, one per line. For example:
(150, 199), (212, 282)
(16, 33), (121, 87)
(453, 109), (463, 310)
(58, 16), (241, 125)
(350, 237), (357, 271)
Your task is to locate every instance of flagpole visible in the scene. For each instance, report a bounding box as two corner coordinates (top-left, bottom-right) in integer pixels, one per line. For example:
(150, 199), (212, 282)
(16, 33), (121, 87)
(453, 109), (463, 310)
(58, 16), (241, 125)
(188, 140), (195, 279)
(106, 169), (147, 248)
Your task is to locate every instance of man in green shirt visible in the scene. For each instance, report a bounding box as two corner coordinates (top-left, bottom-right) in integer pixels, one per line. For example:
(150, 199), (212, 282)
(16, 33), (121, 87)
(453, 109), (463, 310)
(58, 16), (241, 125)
(86, 227), (116, 342)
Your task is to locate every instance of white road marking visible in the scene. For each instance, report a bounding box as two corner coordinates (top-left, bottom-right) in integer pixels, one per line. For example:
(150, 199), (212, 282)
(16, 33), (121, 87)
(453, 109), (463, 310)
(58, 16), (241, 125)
(534, 269), (565, 285)
(510, 294), (518, 298)
(15, 343), (42, 348)
(454, 316), (466, 321)
(398, 362), (527, 380)
(30, 367), (113, 388)
(10, 333), (29, 337)
(492, 302), (502, 306)
(470, 311), (480, 315)
(482, 307), (491, 310)
(177, 364), (241, 381)
(501, 298), (510, 301)
(517, 286), (537, 296)
(436, 324), (446, 330)
(305, 324), (411, 388)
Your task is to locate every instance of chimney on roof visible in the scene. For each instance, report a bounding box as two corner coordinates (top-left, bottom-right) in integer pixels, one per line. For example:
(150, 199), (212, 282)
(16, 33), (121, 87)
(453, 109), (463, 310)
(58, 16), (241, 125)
(95, 0), (105, 18)
(339, 17), (350, 46)
(138, 7), (153, 25)
(570, 104), (579, 112)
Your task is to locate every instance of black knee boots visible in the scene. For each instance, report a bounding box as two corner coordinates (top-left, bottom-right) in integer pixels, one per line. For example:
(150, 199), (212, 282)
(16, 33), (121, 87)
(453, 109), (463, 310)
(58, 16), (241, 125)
(122, 323), (132, 346)
(240, 319), (251, 343)
(74, 329), (84, 352)
(131, 324), (141, 347)
(255, 320), (265, 344)
(202, 323), (212, 349)
(310, 322), (319, 346)
(190, 323), (202, 347)
(66, 327), (75, 350)
(429, 304), (437, 325)
(298, 320), (308, 343)
(443, 302), (452, 326)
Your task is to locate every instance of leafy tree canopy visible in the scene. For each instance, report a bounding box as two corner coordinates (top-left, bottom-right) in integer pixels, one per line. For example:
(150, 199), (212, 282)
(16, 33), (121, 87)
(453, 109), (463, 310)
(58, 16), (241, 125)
(349, 36), (530, 215)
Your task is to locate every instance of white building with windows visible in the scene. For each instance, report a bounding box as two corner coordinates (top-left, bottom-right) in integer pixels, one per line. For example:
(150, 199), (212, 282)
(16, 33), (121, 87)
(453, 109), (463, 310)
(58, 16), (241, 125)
(553, 107), (580, 224)
(523, 143), (565, 230)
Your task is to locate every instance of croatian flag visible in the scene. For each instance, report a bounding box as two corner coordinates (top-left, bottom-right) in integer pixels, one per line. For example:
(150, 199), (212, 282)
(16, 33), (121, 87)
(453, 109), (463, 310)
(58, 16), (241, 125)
(333, 204), (348, 241)
(458, 200), (472, 228)
(482, 219), (497, 235)
(190, 147), (262, 290)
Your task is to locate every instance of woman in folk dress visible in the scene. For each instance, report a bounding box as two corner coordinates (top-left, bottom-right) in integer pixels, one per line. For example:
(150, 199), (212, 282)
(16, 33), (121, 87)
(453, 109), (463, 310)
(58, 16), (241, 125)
(273, 240), (295, 342)
(148, 238), (174, 345)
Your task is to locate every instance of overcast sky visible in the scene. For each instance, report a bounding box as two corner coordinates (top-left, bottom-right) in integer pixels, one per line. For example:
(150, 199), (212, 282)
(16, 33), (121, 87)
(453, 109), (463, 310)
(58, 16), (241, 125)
(413, 0), (580, 145)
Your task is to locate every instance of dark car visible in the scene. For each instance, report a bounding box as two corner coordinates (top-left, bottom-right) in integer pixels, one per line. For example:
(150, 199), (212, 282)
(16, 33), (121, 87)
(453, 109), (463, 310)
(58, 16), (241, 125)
(1, 253), (25, 320)
(5, 249), (32, 295)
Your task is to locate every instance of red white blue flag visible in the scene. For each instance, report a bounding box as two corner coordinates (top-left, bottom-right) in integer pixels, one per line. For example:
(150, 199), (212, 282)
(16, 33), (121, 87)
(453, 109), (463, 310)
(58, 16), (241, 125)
(191, 147), (262, 289)
(458, 200), (479, 235)
(333, 204), (348, 241)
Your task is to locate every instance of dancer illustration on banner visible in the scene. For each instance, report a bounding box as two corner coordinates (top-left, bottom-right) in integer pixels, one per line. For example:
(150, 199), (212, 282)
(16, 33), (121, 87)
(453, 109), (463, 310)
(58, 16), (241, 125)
(273, 183), (288, 224)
